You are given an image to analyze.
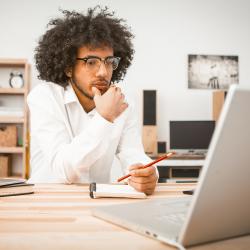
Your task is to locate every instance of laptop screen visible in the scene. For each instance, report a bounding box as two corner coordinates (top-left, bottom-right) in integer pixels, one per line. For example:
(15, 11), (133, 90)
(170, 120), (215, 151)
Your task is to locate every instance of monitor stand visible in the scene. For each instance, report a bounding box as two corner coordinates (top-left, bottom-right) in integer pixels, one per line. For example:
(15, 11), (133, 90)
(187, 149), (207, 155)
(169, 150), (206, 160)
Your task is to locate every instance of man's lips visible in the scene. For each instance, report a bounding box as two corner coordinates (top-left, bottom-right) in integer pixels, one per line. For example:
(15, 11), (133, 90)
(92, 81), (109, 91)
(93, 84), (108, 90)
(92, 79), (109, 85)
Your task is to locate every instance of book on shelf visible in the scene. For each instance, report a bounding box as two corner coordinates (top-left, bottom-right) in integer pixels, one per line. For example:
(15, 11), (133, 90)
(0, 178), (34, 197)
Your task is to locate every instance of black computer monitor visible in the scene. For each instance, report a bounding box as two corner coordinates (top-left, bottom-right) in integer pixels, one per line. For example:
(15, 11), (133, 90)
(170, 120), (215, 152)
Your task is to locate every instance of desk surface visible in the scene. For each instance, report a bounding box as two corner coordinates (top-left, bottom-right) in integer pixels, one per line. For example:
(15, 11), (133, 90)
(0, 183), (249, 250)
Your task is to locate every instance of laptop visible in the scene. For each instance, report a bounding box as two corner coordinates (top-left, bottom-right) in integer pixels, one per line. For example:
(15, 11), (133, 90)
(92, 85), (250, 249)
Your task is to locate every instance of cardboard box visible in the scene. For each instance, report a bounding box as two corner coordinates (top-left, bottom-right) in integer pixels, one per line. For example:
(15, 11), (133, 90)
(0, 125), (17, 147)
(0, 155), (11, 177)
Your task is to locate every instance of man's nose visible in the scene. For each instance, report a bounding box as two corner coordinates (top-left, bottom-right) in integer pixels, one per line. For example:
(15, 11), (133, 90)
(96, 62), (108, 78)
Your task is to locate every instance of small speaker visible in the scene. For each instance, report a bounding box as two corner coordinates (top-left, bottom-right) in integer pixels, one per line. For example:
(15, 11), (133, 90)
(212, 90), (227, 122)
(157, 165), (170, 182)
(143, 90), (156, 125)
(142, 90), (157, 155)
(142, 126), (157, 155)
(157, 141), (166, 154)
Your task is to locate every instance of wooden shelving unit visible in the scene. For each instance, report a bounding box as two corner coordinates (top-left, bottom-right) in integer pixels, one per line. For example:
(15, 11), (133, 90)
(0, 58), (30, 178)
(0, 147), (25, 154)
(0, 88), (25, 94)
(0, 116), (24, 123)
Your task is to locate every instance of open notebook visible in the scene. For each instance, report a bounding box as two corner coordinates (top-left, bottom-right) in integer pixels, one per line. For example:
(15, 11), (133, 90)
(89, 183), (147, 199)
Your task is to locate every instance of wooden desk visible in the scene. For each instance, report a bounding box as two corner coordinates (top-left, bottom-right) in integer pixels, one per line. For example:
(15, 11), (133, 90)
(0, 184), (249, 250)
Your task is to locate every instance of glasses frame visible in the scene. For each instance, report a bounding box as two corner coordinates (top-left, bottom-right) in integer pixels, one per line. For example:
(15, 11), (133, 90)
(76, 56), (121, 71)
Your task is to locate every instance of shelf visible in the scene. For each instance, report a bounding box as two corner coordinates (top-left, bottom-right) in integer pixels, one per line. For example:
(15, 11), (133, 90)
(0, 116), (24, 123)
(7, 175), (23, 179)
(0, 147), (25, 154)
(0, 58), (27, 67)
(157, 159), (205, 166)
(0, 88), (25, 94)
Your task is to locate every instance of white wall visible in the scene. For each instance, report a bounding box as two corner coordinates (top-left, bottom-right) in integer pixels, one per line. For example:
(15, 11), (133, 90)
(1, 0), (250, 177)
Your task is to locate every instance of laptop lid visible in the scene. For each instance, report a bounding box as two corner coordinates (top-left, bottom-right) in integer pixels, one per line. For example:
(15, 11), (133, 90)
(179, 85), (250, 246)
(92, 85), (250, 248)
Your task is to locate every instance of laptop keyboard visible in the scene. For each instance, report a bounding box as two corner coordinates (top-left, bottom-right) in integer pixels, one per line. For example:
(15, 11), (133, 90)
(161, 212), (186, 225)
(153, 199), (190, 238)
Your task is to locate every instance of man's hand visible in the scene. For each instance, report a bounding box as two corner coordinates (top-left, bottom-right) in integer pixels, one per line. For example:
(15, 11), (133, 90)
(92, 86), (128, 122)
(128, 163), (158, 195)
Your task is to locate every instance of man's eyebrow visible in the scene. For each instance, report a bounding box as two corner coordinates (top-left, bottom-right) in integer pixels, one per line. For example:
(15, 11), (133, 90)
(82, 55), (114, 58)
(83, 55), (100, 58)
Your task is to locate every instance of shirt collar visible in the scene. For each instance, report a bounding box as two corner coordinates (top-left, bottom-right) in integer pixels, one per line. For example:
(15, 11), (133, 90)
(64, 83), (78, 104)
(64, 83), (96, 116)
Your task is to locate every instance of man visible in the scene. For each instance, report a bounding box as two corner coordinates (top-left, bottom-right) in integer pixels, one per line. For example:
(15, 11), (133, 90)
(28, 6), (158, 194)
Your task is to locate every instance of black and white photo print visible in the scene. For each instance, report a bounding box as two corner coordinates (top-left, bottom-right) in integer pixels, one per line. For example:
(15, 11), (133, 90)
(188, 55), (239, 90)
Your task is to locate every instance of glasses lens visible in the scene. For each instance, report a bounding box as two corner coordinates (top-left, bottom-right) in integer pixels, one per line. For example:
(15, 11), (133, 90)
(81, 56), (120, 71)
(106, 57), (120, 70)
(85, 58), (100, 71)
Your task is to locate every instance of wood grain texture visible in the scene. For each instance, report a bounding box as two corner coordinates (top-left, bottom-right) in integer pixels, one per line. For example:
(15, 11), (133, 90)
(0, 183), (249, 250)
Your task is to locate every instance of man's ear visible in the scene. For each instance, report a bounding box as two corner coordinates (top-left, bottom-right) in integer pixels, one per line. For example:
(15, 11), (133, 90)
(65, 67), (72, 78)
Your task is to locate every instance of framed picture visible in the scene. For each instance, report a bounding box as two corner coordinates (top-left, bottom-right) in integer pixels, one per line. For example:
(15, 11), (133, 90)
(188, 54), (239, 90)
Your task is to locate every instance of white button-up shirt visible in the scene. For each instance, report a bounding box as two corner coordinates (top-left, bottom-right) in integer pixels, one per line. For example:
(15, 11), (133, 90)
(27, 82), (152, 183)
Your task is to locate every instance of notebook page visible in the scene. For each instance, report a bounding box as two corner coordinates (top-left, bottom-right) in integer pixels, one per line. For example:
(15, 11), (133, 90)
(94, 184), (147, 199)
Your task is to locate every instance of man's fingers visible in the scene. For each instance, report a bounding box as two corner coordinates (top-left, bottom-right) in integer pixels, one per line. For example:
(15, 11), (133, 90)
(128, 163), (144, 171)
(92, 86), (101, 97)
(120, 102), (128, 113)
(130, 166), (156, 177)
(128, 164), (158, 195)
(115, 86), (121, 93)
(144, 188), (155, 195)
(120, 93), (125, 100)
(110, 85), (121, 92)
(128, 179), (150, 191)
(129, 173), (157, 184)
(113, 85), (121, 92)
(128, 179), (155, 195)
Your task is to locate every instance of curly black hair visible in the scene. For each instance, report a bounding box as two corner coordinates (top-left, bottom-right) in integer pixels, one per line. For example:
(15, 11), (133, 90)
(35, 6), (134, 87)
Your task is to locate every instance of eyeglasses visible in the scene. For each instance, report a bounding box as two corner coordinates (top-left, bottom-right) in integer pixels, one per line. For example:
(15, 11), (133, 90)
(76, 56), (121, 71)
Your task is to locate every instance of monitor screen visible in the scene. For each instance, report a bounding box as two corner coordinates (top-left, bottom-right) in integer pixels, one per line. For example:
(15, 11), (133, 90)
(170, 120), (215, 151)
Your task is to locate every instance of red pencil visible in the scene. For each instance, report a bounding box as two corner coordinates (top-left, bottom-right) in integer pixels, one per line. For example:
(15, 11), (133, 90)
(117, 152), (175, 182)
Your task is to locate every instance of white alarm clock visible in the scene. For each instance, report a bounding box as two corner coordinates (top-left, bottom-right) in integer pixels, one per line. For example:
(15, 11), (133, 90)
(9, 71), (24, 88)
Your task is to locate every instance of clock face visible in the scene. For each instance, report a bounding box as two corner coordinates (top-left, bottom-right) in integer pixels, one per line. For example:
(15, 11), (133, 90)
(9, 73), (24, 88)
